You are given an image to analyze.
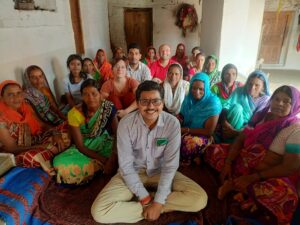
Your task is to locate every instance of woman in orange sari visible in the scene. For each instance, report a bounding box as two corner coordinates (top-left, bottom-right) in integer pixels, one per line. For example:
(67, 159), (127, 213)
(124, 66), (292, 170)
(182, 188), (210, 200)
(93, 49), (113, 82)
(0, 80), (67, 174)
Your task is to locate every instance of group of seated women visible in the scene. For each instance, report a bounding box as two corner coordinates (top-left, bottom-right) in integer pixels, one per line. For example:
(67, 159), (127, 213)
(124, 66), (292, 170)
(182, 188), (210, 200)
(0, 47), (299, 224)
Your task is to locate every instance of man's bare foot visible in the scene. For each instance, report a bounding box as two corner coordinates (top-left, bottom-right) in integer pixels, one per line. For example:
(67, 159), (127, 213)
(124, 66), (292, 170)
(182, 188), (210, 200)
(218, 180), (233, 200)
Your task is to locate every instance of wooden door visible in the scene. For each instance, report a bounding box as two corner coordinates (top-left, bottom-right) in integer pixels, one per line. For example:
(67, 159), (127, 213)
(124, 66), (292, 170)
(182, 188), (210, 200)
(124, 8), (153, 56)
(258, 11), (293, 64)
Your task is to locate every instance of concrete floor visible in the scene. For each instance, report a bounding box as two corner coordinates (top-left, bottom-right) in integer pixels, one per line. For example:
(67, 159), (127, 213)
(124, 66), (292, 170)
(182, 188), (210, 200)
(239, 69), (300, 93)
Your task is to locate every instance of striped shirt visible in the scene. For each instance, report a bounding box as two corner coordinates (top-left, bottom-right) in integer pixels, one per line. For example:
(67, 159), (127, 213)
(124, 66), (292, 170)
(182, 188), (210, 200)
(117, 111), (180, 204)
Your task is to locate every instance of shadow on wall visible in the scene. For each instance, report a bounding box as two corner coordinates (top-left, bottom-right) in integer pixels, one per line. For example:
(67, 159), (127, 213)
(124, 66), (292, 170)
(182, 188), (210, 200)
(14, 67), (24, 85)
(51, 57), (65, 102)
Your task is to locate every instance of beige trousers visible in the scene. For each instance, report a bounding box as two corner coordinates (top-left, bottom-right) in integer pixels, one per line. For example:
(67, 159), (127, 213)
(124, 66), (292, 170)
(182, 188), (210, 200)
(91, 171), (207, 223)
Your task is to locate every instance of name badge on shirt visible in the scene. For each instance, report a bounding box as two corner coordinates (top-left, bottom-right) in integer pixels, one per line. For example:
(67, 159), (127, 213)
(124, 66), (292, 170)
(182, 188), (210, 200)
(156, 138), (168, 147)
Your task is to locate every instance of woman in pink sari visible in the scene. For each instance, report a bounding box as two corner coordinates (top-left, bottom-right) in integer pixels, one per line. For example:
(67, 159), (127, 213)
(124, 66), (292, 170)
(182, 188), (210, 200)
(205, 85), (300, 225)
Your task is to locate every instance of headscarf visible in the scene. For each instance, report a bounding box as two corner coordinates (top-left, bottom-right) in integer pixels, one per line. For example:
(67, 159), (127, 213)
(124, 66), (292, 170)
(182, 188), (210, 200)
(0, 80), (41, 135)
(224, 70), (270, 116)
(244, 85), (300, 149)
(171, 43), (188, 68)
(180, 72), (222, 128)
(163, 63), (189, 115)
(215, 63), (243, 99)
(93, 49), (113, 81)
(203, 54), (221, 87)
(143, 46), (157, 68)
(22, 66), (63, 125)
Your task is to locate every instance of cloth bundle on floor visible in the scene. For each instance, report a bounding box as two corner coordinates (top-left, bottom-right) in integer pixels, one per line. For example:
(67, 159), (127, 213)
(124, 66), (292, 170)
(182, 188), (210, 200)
(0, 167), (50, 225)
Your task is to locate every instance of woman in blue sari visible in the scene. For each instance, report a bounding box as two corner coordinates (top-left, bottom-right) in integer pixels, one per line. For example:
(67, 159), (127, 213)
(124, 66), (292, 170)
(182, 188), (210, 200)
(179, 72), (222, 165)
(219, 70), (270, 142)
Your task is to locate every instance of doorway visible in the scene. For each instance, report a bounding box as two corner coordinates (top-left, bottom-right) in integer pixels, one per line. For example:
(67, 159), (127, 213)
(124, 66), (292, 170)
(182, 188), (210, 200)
(124, 8), (153, 56)
(69, 0), (85, 54)
(258, 11), (293, 65)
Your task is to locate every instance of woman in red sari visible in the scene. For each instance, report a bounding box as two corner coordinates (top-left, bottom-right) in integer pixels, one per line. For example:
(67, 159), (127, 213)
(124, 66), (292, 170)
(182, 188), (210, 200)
(141, 46), (157, 68)
(171, 43), (188, 69)
(205, 85), (300, 225)
(0, 80), (67, 175)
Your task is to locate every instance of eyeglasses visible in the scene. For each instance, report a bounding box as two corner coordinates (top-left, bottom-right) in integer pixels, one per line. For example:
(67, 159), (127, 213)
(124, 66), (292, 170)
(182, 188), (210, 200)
(139, 98), (162, 106)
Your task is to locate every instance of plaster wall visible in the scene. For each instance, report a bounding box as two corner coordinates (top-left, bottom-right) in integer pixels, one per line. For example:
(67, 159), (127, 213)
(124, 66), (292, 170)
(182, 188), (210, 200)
(108, 0), (202, 56)
(219, 0), (265, 76)
(0, 0), (110, 98)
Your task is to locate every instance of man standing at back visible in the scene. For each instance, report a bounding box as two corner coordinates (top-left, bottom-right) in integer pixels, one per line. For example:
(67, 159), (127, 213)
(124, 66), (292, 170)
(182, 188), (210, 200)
(91, 80), (207, 223)
(127, 43), (152, 83)
(151, 44), (176, 84)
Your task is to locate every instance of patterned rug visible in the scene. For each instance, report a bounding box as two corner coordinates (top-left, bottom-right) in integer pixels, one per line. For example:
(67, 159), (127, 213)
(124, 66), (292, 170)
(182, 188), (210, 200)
(36, 164), (226, 225)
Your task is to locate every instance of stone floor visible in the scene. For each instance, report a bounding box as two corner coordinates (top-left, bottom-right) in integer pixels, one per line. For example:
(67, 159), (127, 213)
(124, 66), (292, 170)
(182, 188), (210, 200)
(239, 69), (300, 93)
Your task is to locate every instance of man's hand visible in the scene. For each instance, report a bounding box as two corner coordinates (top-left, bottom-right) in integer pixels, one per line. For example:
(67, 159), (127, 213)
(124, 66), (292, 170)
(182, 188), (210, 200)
(142, 202), (163, 221)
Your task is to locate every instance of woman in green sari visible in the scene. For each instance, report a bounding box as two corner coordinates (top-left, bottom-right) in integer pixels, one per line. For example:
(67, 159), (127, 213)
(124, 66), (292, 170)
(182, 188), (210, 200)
(53, 79), (118, 184)
(202, 54), (221, 87)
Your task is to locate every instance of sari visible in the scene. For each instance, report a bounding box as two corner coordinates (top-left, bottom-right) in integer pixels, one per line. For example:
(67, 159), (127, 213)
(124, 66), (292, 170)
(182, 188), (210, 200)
(53, 100), (116, 184)
(23, 66), (64, 126)
(0, 80), (64, 173)
(211, 81), (243, 106)
(141, 46), (157, 68)
(203, 55), (221, 87)
(205, 86), (300, 224)
(93, 49), (113, 81)
(163, 63), (189, 115)
(180, 73), (222, 163)
(211, 64), (243, 106)
(171, 43), (189, 69)
(223, 70), (270, 131)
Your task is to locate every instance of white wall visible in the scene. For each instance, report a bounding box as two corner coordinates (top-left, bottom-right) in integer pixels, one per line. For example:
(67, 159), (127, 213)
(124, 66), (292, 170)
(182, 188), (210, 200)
(108, 0), (202, 56)
(218, 0), (265, 76)
(0, 0), (110, 98)
(0, 0), (74, 97)
(80, 0), (111, 59)
(200, 0), (223, 57)
(263, 0), (300, 70)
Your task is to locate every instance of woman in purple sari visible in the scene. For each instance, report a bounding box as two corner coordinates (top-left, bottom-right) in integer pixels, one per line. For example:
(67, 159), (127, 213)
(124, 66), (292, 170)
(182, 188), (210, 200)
(205, 85), (300, 225)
